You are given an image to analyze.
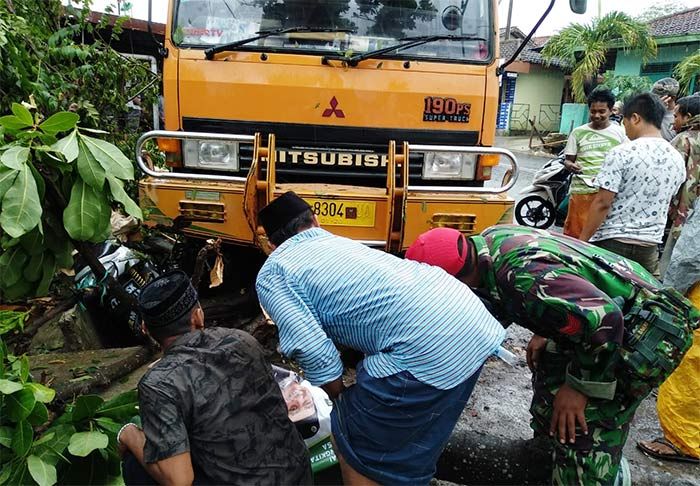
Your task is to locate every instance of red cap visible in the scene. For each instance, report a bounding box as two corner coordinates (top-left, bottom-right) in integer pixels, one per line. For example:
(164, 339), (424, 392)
(405, 227), (467, 276)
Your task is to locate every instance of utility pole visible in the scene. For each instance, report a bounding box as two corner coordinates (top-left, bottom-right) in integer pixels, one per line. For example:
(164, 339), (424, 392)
(505, 0), (514, 40)
(598, 0), (602, 18)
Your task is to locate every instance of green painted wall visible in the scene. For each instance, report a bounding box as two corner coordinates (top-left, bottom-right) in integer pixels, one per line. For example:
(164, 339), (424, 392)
(511, 65), (565, 132)
(614, 42), (700, 84)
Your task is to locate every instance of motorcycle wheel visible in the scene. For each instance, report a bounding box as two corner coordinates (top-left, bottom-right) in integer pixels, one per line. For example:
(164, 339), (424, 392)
(515, 195), (556, 229)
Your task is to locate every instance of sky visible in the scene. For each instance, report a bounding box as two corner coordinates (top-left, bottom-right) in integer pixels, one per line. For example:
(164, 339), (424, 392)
(87, 0), (700, 35)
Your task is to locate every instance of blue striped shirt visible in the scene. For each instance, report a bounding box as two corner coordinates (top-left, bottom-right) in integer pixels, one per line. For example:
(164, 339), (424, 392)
(256, 228), (505, 390)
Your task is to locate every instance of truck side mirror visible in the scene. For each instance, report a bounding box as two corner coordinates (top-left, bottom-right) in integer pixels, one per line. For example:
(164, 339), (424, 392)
(441, 6), (462, 31)
(569, 0), (587, 14)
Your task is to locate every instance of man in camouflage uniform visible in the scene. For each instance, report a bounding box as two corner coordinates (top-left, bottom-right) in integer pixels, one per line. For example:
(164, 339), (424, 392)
(406, 225), (663, 485)
(661, 104), (700, 276)
(117, 271), (311, 485)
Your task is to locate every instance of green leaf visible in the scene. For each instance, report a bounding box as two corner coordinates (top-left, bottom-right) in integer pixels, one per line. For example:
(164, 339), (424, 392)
(26, 383), (55, 404)
(0, 311), (26, 335)
(0, 246), (29, 287)
(94, 417), (122, 435)
(51, 130), (79, 163)
(35, 254), (56, 297)
(63, 180), (110, 242)
(2, 279), (34, 302)
(67, 431), (108, 457)
(34, 424), (75, 466)
(0, 167), (19, 200)
(0, 464), (10, 485)
(80, 134), (134, 180)
(5, 388), (36, 422)
(0, 146), (29, 170)
(11, 355), (30, 383)
(0, 426), (12, 448)
(19, 356), (29, 382)
(72, 395), (103, 422)
(78, 127), (109, 135)
(38, 134), (58, 147)
(28, 162), (45, 201)
(0, 378), (23, 394)
(11, 103), (34, 127)
(20, 229), (44, 256)
(76, 140), (106, 188)
(27, 402), (49, 427)
(32, 432), (55, 447)
(24, 252), (45, 282)
(0, 115), (31, 131)
(96, 389), (138, 421)
(11, 420), (33, 457)
(6, 463), (29, 486)
(106, 175), (142, 220)
(27, 454), (57, 486)
(0, 165), (42, 238)
(39, 112), (79, 135)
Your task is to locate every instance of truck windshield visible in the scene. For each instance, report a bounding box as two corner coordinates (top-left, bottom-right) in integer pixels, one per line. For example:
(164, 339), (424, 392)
(173, 0), (493, 63)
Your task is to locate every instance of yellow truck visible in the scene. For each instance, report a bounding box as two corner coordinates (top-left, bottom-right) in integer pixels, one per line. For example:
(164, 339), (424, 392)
(137, 0), (587, 253)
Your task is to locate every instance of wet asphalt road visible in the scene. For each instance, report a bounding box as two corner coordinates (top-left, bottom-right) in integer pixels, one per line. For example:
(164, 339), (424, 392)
(485, 150), (553, 199)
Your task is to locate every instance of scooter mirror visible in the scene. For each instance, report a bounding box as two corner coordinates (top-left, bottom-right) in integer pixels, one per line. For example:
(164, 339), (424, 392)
(570, 0), (587, 14)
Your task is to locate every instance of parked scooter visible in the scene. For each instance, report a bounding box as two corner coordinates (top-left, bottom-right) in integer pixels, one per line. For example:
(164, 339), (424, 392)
(515, 153), (571, 229)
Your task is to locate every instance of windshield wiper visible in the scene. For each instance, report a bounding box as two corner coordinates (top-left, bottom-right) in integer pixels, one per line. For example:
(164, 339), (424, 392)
(204, 27), (355, 60)
(324, 35), (486, 67)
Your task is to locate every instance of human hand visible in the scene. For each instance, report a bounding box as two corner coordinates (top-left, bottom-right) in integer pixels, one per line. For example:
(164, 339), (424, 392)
(564, 160), (582, 173)
(550, 383), (588, 444)
(526, 335), (548, 372)
(660, 95), (675, 111)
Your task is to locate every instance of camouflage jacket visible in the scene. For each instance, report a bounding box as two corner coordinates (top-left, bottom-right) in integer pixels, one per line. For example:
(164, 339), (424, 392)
(471, 225), (659, 400)
(669, 121), (700, 234)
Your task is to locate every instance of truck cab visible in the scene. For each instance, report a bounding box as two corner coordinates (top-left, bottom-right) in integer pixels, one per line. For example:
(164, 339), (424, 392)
(138, 0), (526, 252)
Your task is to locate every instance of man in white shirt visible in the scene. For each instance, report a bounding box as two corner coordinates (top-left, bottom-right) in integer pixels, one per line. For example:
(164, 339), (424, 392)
(580, 93), (686, 276)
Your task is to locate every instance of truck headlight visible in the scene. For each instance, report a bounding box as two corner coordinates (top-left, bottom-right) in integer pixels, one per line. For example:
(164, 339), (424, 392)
(422, 152), (477, 180)
(183, 139), (239, 171)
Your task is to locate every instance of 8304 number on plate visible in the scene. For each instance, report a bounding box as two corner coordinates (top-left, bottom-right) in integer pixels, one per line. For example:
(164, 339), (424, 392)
(304, 198), (376, 227)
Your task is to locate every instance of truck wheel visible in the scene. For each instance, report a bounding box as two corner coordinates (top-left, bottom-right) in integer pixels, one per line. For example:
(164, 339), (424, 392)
(515, 195), (555, 229)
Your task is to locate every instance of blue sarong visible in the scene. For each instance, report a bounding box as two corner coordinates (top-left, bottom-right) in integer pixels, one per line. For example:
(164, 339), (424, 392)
(331, 361), (481, 485)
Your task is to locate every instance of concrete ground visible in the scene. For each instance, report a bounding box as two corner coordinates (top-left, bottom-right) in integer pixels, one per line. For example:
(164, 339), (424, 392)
(468, 137), (700, 485)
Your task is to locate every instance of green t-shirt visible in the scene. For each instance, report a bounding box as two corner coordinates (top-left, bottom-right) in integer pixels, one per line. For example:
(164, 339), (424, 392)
(564, 123), (627, 194)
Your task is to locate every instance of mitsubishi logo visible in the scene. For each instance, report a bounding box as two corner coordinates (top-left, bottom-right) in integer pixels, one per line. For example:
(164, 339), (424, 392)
(322, 96), (345, 118)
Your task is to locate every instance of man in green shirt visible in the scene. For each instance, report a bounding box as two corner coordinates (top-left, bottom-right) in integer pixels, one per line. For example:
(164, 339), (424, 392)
(406, 225), (678, 485)
(563, 89), (627, 238)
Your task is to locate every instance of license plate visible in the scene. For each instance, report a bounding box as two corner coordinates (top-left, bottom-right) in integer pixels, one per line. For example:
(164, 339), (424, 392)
(304, 198), (376, 227)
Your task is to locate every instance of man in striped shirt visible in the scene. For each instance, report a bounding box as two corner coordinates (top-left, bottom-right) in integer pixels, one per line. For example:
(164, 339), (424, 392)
(255, 192), (505, 486)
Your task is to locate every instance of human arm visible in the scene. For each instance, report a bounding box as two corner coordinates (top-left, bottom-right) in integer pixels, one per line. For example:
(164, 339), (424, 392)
(579, 189), (615, 241)
(563, 132), (582, 173)
(507, 268), (624, 442)
(321, 378), (345, 400)
(669, 135), (695, 232)
(579, 149), (622, 241)
(120, 382), (195, 486)
(256, 266), (344, 388)
(119, 425), (194, 486)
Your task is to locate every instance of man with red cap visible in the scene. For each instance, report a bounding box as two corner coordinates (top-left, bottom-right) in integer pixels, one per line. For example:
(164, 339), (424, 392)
(405, 224), (697, 486)
(255, 191), (505, 486)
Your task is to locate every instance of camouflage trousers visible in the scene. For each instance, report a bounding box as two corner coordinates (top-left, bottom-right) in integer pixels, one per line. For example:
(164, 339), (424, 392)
(530, 344), (644, 486)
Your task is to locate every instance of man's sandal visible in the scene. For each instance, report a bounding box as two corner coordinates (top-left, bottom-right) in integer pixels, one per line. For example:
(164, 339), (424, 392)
(637, 437), (700, 464)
